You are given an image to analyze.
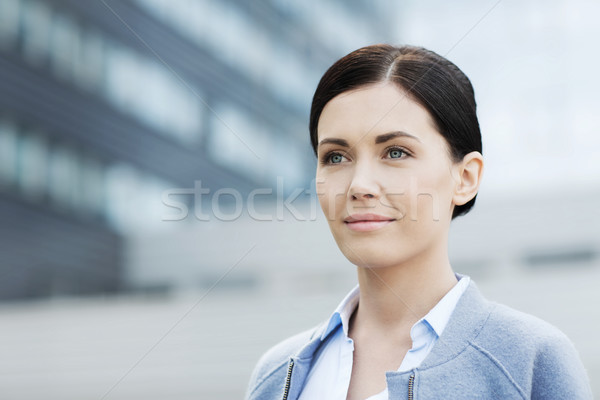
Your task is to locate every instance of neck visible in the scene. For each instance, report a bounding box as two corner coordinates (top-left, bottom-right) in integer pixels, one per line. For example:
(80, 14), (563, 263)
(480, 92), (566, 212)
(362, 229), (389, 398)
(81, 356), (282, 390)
(349, 240), (458, 338)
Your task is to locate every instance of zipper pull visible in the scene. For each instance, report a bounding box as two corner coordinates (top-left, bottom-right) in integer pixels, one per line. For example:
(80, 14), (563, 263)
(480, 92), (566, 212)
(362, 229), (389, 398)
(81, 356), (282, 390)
(408, 373), (415, 400)
(282, 358), (294, 400)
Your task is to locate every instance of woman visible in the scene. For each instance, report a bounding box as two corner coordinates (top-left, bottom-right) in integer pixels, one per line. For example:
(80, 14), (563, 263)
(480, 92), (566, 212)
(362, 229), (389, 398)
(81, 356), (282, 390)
(245, 44), (592, 400)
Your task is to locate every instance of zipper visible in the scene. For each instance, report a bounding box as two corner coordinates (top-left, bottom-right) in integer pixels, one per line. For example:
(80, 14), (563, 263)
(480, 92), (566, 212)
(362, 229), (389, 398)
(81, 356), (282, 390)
(408, 373), (415, 400)
(282, 358), (294, 400)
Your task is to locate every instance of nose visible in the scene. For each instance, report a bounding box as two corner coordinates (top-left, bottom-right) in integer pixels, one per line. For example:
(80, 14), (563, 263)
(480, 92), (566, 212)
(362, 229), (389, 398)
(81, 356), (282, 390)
(348, 164), (380, 201)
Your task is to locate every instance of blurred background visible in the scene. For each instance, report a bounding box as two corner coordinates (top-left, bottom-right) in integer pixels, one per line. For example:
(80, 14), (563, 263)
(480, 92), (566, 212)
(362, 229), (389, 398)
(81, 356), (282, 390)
(0, 0), (599, 398)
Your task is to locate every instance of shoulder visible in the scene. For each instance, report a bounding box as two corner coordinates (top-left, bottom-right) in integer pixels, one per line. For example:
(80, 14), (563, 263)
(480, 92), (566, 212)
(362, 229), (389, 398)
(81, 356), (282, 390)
(474, 301), (579, 372)
(472, 301), (592, 398)
(244, 322), (324, 400)
(482, 301), (570, 348)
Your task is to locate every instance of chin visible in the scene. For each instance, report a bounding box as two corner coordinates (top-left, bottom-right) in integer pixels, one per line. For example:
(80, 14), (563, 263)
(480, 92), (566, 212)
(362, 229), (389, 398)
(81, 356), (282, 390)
(339, 241), (403, 269)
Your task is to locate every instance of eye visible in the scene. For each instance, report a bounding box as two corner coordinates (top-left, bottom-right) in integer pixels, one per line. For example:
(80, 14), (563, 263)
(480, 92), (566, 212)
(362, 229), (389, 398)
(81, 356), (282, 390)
(321, 151), (348, 165)
(330, 153), (344, 163)
(386, 146), (409, 159)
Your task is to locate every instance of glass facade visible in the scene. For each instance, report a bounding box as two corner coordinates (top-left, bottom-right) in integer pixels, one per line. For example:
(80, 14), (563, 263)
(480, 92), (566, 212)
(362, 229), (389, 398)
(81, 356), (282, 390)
(132, 0), (322, 109)
(0, 0), (396, 298)
(11, 0), (205, 145)
(0, 117), (106, 218)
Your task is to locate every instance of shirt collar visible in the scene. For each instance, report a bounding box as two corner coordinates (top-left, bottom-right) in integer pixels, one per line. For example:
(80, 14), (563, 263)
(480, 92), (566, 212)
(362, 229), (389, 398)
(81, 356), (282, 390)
(319, 274), (471, 342)
(320, 284), (360, 341)
(422, 275), (470, 336)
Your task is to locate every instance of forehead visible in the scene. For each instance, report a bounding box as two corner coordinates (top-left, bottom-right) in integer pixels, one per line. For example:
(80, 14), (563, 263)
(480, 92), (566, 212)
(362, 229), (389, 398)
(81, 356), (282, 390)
(317, 83), (439, 144)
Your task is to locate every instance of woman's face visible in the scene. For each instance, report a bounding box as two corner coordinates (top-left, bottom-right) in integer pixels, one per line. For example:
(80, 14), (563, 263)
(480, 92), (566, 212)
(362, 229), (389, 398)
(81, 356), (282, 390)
(315, 82), (462, 269)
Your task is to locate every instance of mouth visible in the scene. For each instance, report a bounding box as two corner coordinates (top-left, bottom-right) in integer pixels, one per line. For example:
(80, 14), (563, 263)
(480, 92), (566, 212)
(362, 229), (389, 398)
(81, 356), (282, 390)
(343, 213), (396, 232)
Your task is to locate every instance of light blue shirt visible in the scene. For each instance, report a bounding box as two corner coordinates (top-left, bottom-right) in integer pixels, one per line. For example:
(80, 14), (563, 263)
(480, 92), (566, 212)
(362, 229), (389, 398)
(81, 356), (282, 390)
(298, 275), (471, 400)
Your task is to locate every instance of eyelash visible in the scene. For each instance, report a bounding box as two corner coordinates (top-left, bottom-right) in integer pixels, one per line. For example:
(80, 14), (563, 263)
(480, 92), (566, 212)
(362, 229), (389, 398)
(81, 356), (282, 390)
(320, 146), (411, 165)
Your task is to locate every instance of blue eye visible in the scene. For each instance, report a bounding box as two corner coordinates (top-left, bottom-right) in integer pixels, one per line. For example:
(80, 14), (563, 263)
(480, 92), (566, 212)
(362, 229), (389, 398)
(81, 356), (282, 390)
(330, 154), (343, 163)
(388, 147), (406, 159)
(321, 152), (346, 165)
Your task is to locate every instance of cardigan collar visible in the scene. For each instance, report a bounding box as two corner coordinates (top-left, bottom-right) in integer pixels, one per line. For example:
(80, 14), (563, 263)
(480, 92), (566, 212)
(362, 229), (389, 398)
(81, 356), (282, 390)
(393, 279), (493, 371)
(296, 278), (493, 362)
(285, 279), (493, 400)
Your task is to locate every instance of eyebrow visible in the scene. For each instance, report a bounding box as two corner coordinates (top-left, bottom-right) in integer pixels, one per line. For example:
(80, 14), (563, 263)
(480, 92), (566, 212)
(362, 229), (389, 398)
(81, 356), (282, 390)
(317, 131), (421, 149)
(375, 131), (421, 144)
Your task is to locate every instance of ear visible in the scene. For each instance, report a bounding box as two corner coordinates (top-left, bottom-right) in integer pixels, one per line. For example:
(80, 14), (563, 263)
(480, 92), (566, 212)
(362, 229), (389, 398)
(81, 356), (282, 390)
(452, 151), (484, 206)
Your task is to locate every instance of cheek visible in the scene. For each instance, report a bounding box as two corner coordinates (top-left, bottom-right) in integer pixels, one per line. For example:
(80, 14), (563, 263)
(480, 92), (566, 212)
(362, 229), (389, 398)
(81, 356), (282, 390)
(407, 167), (455, 222)
(316, 171), (348, 219)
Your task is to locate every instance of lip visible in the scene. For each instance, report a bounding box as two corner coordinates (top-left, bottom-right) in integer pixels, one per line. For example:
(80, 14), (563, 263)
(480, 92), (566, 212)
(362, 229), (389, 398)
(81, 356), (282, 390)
(344, 213), (396, 232)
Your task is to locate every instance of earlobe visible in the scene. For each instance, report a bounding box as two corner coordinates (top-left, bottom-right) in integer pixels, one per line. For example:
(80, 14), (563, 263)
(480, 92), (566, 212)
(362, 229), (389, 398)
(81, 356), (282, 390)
(453, 151), (484, 206)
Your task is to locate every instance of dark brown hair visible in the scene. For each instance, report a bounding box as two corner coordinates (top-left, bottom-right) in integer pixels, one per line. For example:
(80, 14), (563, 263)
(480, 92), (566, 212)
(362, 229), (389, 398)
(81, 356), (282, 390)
(309, 44), (482, 219)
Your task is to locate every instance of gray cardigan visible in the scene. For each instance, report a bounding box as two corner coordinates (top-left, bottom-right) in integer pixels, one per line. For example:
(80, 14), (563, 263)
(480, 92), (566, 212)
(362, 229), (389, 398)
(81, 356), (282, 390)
(245, 280), (593, 399)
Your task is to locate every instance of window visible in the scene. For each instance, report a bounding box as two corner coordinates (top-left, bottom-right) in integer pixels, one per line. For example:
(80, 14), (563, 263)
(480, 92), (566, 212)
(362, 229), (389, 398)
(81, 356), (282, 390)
(105, 163), (176, 233)
(50, 12), (81, 80)
(48, 145), (79, 208)
(208, 104), (271, 180)
(104, 43), (203, 144)
(17, 132), (48, 200)
(132, 0), (315, 109)
(104, 44), (140, 115)
(80, 157), (106, 216)
(0, 0), (20, 49)
(21, 0), (52, 65)
(0, 120), (18, 185)
(74, 29), (105, 91)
